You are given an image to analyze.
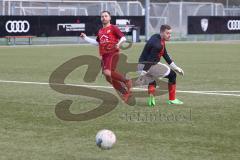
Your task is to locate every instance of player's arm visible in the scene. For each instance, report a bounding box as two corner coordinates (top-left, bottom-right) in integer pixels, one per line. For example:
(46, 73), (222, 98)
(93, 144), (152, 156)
(163, 48), (184, 76)
(80, 33), (99, 46)
(162, 48), (173, 65)
(112, 25), (127, 48)
(116, 37), (127, 48)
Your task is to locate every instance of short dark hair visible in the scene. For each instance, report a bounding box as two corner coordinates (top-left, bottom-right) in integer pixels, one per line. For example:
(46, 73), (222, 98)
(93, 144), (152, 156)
(160, 25), (171, 32)
(101, 10), (111, 16)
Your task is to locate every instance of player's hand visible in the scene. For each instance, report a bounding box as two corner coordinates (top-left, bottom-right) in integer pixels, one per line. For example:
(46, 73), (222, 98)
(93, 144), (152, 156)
(80, 33), (86, 38)
(115, 43), (120, 49)
(170, 62), (184, 76)
(174, 67), (184, 76)
(136, 70), (148, 86)
(140, 70), (147, 76)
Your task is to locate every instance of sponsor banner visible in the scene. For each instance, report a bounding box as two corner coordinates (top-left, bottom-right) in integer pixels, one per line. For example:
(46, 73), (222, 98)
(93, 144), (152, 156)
(188, 16), (240, 34)
(0, 16), (145, 37)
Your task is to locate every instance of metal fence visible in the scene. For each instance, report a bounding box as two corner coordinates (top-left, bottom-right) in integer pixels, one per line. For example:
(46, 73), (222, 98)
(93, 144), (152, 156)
(0, 0), (144, 16)
(149, 2), (227, 37)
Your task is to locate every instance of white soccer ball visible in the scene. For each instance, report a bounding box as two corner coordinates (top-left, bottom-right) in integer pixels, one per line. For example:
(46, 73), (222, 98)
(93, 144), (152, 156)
(96, 129), (116, 149)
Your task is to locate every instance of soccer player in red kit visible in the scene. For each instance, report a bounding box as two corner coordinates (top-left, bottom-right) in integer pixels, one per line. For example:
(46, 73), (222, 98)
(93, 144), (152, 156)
(80, 11), (132, 102)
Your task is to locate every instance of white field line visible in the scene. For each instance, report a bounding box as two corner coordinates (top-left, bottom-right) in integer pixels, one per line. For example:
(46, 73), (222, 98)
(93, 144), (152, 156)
(0, 79), (240, 97)
(193, 91), (240, 93)
(176, 90), (240, 97)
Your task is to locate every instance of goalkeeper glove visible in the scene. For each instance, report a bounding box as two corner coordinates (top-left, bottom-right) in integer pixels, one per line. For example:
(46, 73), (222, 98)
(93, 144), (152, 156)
(170, 62), (184, 76)
(139, 70), (147, 76)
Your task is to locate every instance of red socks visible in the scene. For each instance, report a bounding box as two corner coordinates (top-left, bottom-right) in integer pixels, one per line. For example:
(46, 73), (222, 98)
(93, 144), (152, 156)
(111, 71), (126, 83)
(168, 83), (176, 100)
(105, 75), (127, 94)
(148, 84), (156, 95)
(112, 80), (127, 94)
(148, 83), (176, 100)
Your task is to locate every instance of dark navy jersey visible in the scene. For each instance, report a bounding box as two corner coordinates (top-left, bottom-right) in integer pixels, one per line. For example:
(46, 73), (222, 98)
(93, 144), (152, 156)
(138, 34), (173, 71)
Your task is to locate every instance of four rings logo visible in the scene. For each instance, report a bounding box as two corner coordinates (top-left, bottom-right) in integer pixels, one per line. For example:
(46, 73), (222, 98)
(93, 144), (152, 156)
(5, 20), (30, 33)
(227, 20), (240, 30)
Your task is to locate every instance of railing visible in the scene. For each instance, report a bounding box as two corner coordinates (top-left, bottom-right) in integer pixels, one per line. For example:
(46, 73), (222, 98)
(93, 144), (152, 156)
(1, 0), (144, 16)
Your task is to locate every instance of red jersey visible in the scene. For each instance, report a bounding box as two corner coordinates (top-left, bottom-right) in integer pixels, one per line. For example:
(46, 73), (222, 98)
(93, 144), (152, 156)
(159, 39), (165, 57)
(96, 24), (124, 56)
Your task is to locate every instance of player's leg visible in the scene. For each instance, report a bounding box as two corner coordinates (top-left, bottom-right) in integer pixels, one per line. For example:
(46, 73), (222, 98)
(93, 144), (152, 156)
(105, 73), (129, 99)
(136, 63), (156, 106)
(102, 53), (131, 102)
(112, 53), (133, 102)
(164, 70), (183, 105)
(110, 53), (132, 92)
(102, 53), (131, 91)
(146, 63), (170, 106)
(147, 80), (156, 107)
(103, 62), (127, 93)
(105, 75), (112, 84)
(110, 53), (132, 101)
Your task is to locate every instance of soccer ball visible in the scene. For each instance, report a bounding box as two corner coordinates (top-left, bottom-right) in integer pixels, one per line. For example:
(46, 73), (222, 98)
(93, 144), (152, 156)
(96, 129), (116, 149)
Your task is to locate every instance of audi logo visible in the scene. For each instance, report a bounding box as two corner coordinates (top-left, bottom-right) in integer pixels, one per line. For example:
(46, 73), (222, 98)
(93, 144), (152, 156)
(5, 20), (30, 33)
(227, 20), (240, 30)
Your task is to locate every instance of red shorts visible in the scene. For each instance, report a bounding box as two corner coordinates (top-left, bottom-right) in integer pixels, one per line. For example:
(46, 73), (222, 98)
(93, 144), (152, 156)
(101, 53), (119, 71)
